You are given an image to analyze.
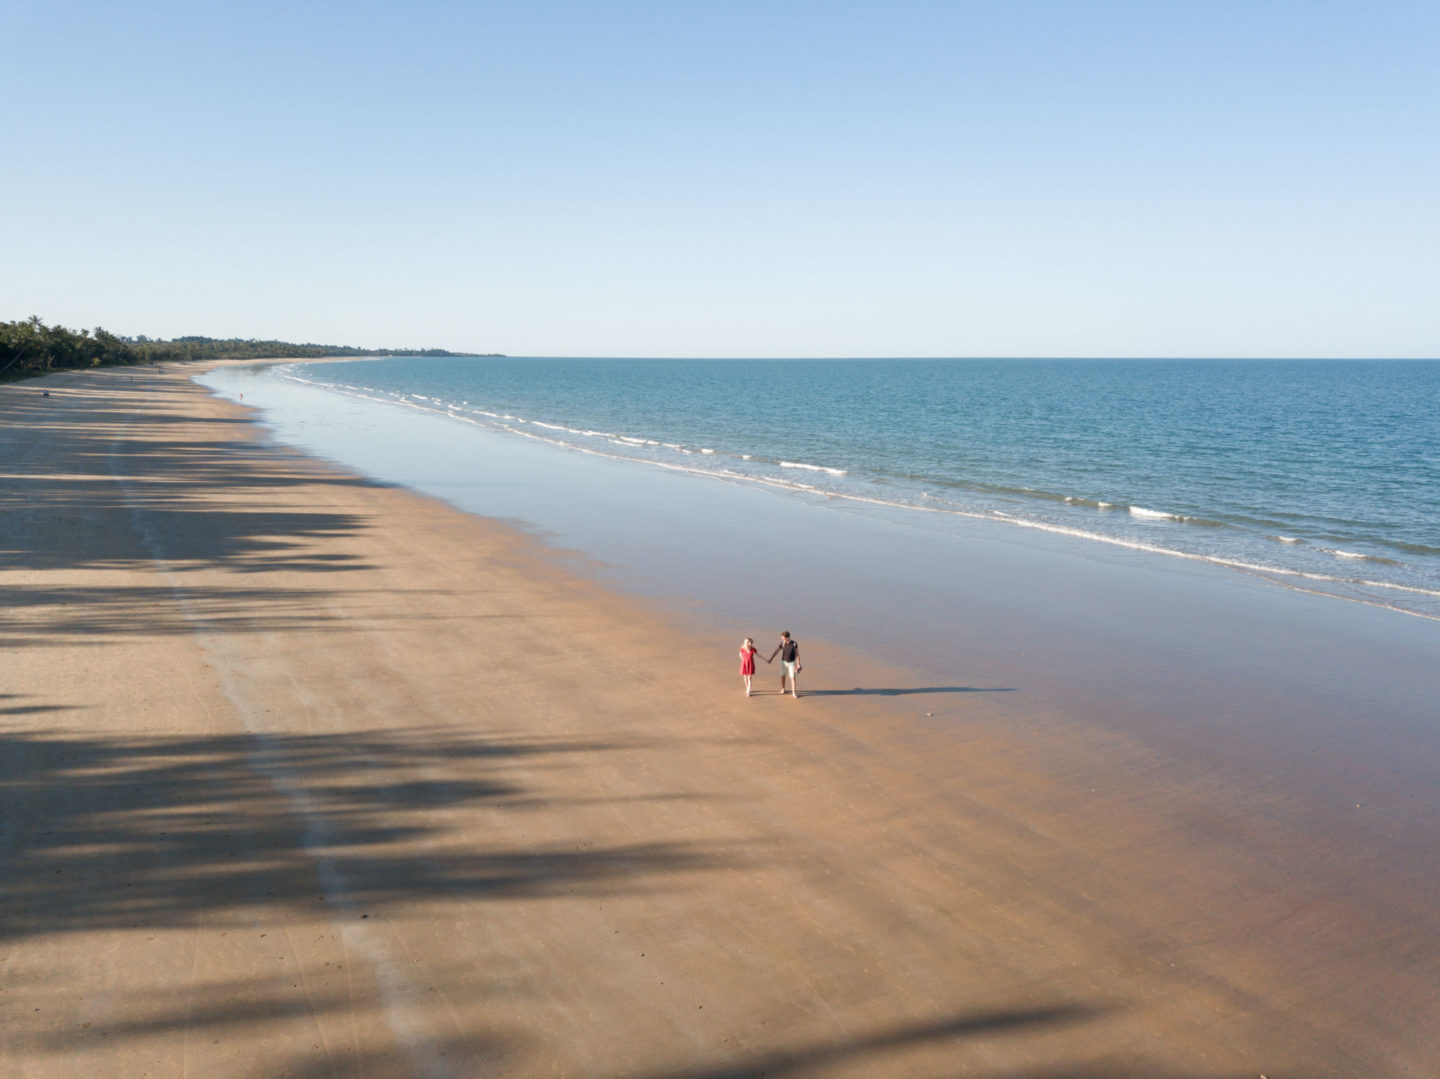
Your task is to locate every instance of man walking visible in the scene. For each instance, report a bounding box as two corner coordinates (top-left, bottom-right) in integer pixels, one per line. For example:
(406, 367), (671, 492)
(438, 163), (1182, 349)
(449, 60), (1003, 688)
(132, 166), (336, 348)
(768, 631), (801, 698)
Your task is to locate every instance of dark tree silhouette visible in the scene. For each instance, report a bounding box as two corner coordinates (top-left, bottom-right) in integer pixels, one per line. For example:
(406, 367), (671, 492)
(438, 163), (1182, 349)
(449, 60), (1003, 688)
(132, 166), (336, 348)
(0, 316), (489, 381)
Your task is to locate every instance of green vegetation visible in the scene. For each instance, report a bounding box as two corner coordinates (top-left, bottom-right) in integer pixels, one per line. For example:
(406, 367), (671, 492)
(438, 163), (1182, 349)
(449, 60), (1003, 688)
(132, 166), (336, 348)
(1, 316), (484, 382)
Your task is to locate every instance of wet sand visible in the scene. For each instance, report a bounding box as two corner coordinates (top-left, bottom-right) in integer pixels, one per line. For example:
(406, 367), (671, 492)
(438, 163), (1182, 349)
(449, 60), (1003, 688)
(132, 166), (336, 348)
(3, 363), (1438, 1077)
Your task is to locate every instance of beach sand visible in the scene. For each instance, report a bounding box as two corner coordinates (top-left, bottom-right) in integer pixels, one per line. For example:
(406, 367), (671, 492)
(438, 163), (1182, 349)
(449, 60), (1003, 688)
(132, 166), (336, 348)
(3, 364), (1437, 1077)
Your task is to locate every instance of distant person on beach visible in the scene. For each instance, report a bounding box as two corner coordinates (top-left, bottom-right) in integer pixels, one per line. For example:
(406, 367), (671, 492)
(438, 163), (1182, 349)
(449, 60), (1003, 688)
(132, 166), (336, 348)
(768, 631), (801, 698)
(738, 637), (765, 697)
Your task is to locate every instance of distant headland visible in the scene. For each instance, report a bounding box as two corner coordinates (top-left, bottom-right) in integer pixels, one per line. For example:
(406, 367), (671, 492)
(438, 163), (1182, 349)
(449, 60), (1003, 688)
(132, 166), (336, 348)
(0, 316), (500, 382)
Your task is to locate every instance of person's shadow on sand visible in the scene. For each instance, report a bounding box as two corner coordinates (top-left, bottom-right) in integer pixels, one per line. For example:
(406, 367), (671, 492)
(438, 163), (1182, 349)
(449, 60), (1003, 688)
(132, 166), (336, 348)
(802, 686), (1015, 697)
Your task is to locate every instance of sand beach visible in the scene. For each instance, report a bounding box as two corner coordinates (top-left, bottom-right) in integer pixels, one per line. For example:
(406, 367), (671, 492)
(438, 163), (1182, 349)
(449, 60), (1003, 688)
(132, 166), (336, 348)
(3, 362), (1439, 1078)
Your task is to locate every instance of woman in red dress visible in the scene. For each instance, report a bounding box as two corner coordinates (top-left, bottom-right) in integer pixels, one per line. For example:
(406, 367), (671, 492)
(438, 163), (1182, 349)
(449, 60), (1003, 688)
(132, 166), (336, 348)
(738, 637), (765, 697)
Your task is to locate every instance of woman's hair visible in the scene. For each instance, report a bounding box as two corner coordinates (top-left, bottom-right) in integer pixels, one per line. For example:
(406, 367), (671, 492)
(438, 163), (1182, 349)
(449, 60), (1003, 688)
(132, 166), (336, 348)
(743, 637), (754, 648)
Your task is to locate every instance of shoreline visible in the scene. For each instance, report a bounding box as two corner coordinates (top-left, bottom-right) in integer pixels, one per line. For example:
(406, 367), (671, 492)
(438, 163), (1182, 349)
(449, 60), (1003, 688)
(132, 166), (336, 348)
(3, 363), (1438, 1076)
(231, 355), (1440, 622)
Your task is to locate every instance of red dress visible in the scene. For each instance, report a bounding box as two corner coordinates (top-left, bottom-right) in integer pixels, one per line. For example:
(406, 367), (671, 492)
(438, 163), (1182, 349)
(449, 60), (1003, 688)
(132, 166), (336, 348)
(739, 647), (757, 676)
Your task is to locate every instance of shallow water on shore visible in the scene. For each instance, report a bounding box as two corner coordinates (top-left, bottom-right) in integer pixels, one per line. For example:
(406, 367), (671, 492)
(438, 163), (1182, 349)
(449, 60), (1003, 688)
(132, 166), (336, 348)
(269, 355), (1440, 621)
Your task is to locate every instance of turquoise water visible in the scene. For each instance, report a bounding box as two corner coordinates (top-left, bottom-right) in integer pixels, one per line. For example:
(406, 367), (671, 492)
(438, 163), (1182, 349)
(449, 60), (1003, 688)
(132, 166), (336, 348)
(274, 356), (1440, 620)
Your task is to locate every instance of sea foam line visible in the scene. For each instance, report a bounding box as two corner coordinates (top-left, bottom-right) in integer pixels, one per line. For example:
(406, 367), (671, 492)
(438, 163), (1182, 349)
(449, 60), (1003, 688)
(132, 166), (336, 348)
(780, 460), (848, 476)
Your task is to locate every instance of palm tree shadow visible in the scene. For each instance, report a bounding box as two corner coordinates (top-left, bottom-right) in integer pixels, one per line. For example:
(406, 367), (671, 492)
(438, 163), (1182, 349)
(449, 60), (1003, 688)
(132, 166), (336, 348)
(630, 1004), (1108, 1079)
(0, 725), (745, 945)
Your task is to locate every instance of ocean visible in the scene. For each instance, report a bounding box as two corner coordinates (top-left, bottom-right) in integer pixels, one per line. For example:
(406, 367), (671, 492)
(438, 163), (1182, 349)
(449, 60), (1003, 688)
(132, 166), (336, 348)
(256, 356), (1440, 622)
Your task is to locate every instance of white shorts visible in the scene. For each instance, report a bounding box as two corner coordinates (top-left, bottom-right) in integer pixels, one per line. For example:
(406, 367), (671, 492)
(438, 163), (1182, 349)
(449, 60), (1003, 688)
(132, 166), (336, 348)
(783, 660), (798, 678)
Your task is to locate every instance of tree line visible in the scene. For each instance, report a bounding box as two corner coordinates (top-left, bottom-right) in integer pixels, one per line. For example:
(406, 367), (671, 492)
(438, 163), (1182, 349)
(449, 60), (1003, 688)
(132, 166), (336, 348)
(1, 316), (477, 381)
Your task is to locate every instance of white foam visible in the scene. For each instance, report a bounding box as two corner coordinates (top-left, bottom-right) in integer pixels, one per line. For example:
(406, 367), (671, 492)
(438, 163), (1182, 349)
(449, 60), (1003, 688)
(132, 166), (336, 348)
(1129, 506), (1172, 520)
(780, 460), (848, 476)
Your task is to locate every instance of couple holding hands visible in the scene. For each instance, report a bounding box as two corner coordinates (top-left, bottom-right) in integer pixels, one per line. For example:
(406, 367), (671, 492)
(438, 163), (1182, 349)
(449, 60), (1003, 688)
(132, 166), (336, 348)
(739, 631), (801, 698)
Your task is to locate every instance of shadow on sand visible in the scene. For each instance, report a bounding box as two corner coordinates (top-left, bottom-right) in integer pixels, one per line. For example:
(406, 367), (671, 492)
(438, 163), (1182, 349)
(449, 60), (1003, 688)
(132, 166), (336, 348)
(270, 1003), (1242, 1079)
(804, 685), (1015, 696)
(0, 374), (402, 653)
(0, 725), (739, 945)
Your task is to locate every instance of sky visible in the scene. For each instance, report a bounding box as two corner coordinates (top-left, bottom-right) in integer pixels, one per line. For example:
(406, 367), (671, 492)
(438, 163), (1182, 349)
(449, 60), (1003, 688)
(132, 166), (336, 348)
(3, 1), (1437, 357)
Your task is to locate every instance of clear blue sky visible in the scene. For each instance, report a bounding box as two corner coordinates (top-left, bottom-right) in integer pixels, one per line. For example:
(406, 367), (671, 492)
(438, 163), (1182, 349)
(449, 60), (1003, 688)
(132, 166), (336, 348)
(4, 1), (1437, 357)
